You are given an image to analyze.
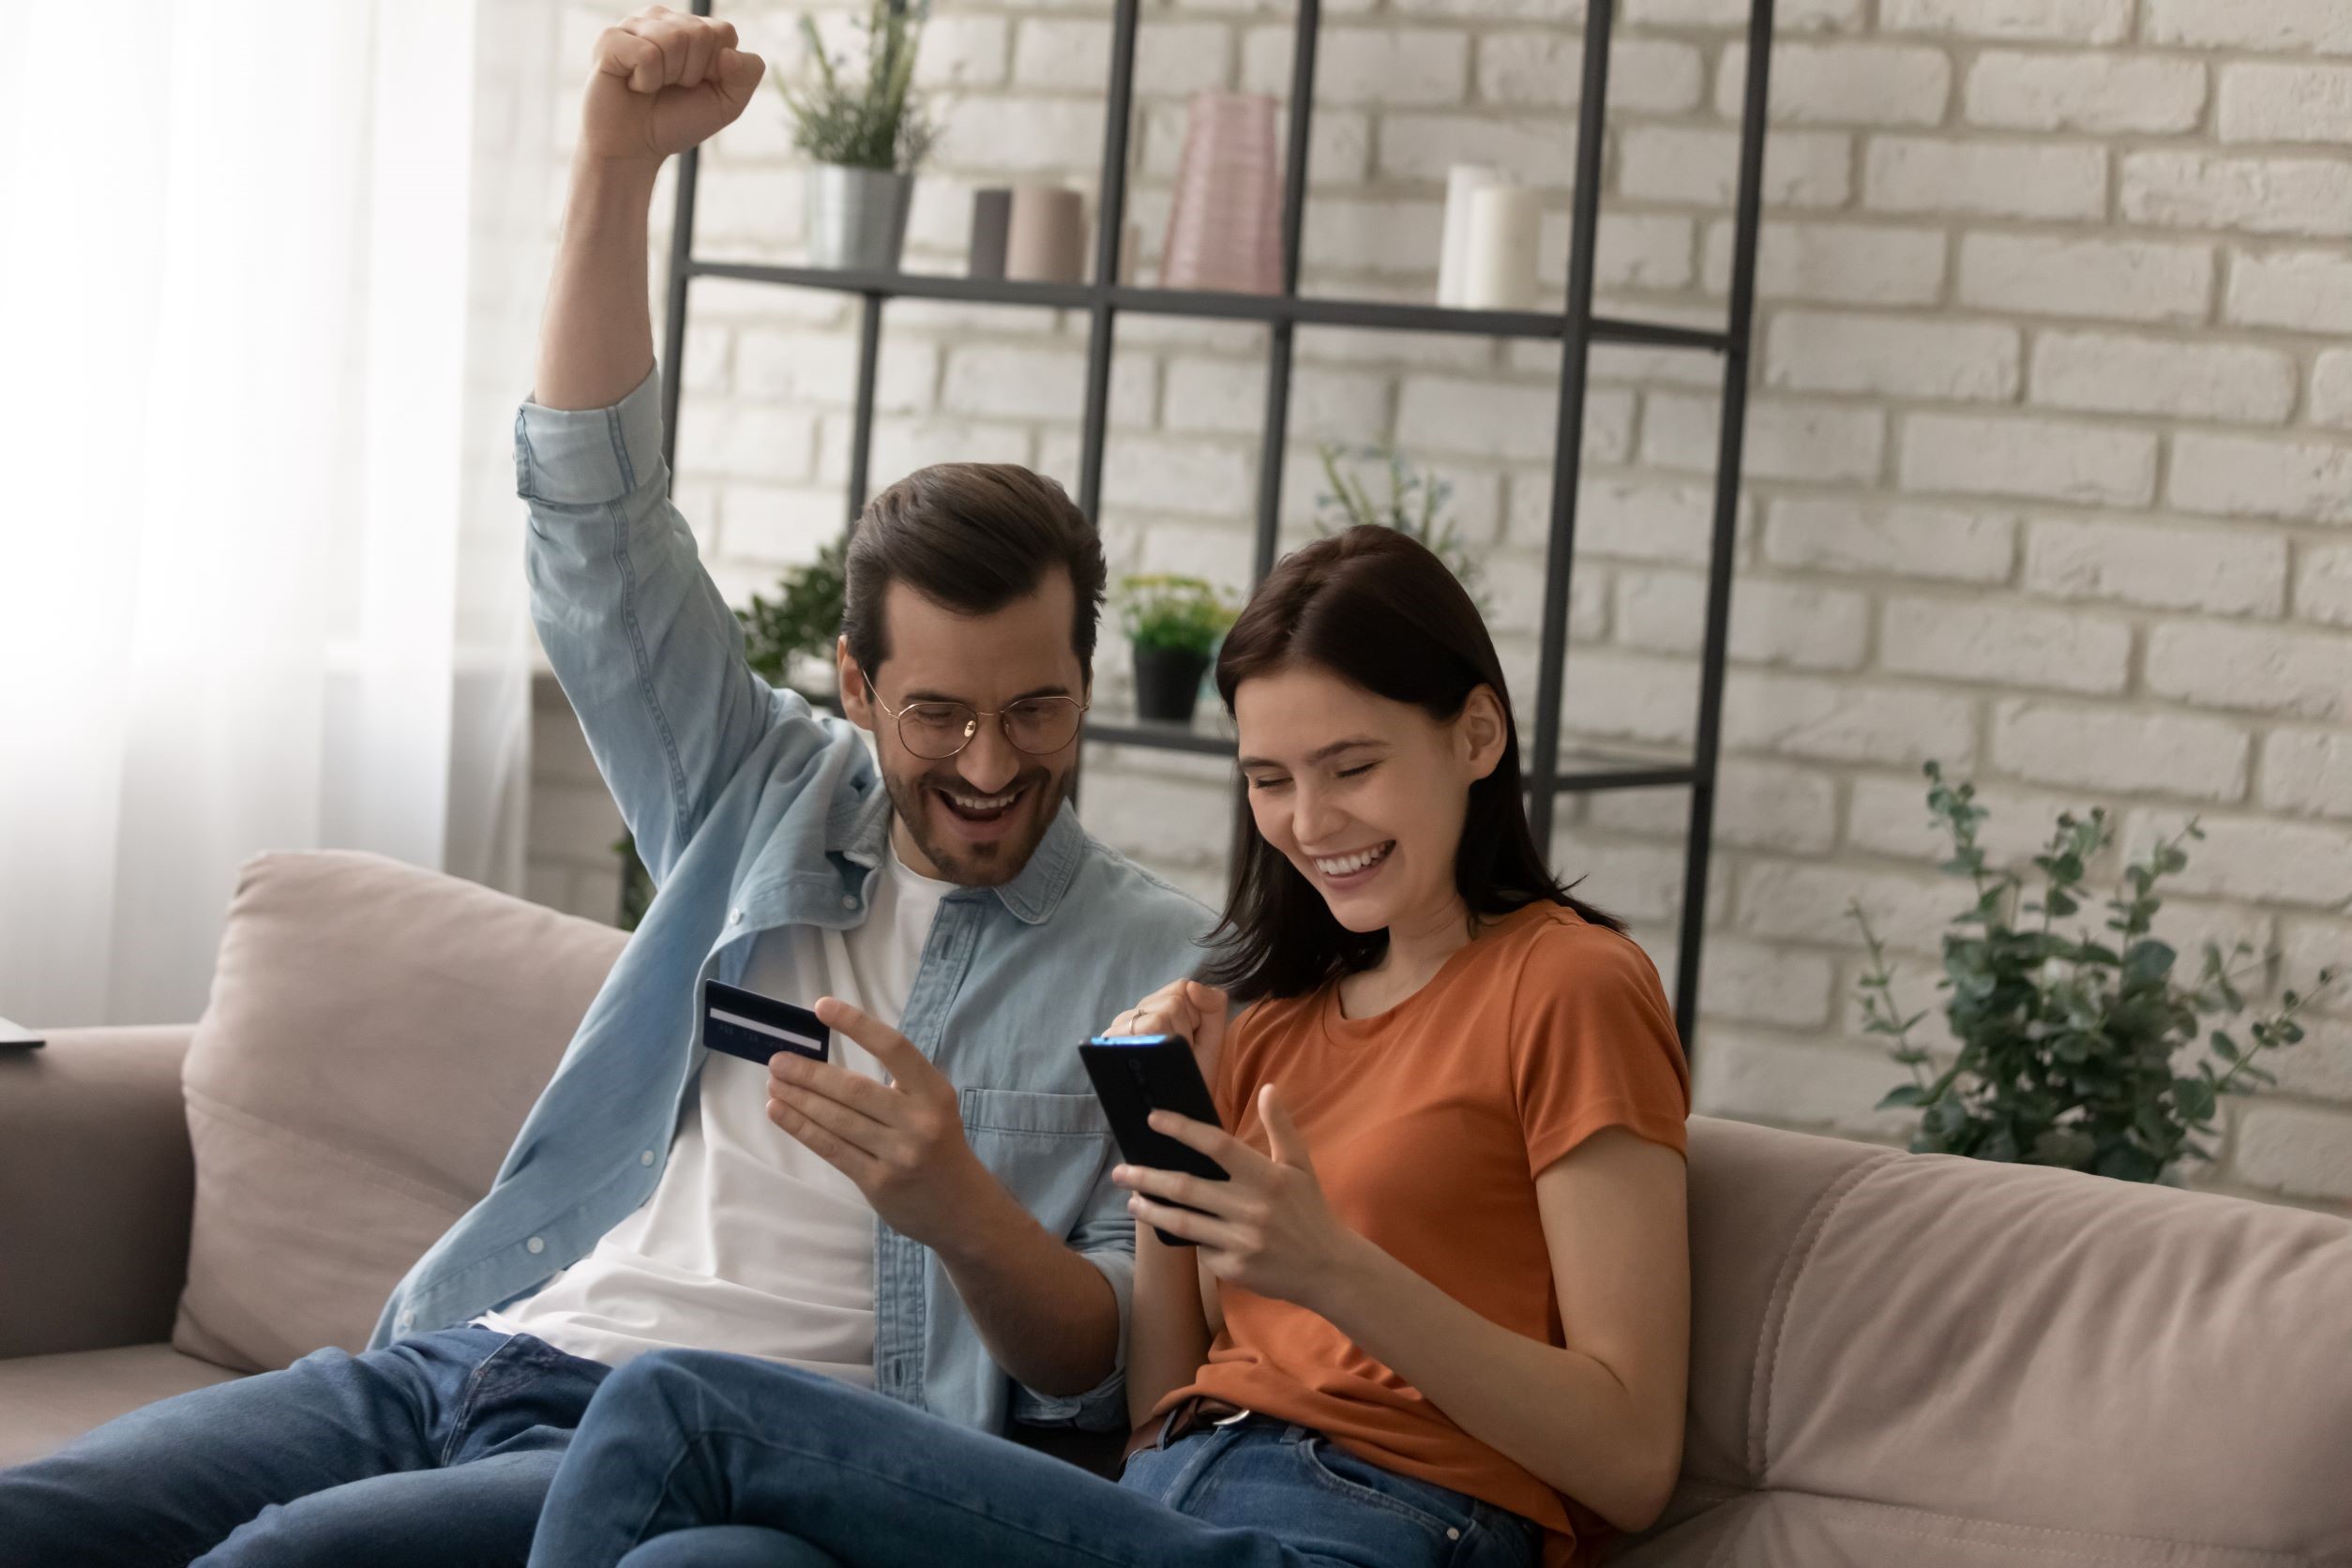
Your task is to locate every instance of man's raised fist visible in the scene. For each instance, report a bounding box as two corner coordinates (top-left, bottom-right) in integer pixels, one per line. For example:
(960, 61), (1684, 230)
(580, 6), (766, 163)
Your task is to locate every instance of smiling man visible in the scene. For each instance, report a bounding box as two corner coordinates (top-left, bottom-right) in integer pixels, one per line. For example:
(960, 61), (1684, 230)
(0, 9), (1207, 1566)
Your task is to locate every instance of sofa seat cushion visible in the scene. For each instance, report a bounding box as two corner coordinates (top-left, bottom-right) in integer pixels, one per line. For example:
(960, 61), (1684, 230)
(174, 850), (627, 1373)
(0, 1344), (246, 1468)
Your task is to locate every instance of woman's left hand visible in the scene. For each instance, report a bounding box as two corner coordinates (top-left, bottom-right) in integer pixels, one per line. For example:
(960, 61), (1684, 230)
(1111, 1083), (1363, 1314)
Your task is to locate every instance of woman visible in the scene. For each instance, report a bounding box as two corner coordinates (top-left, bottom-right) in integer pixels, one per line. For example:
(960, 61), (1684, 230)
(526, 526), (1693, 1568)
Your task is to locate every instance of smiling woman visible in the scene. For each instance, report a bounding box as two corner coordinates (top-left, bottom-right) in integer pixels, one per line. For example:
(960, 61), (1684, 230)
(1204, 524), (1626, 1004)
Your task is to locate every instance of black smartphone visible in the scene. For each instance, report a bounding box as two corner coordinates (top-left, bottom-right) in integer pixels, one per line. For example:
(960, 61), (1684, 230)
(1078, 1033), (1228, 1246)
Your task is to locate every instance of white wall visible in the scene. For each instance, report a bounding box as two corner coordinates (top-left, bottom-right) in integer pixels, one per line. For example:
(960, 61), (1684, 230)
(524, 0), (2352, 1210)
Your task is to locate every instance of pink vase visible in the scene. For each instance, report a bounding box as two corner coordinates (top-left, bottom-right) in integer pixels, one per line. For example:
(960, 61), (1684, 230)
(1159, 90), (1283, 294)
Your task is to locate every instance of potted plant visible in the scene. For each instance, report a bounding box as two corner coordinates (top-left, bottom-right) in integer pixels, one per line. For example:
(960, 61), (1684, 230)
(614, 533), (851, 930)
(1849, 761), (2341, 1184)
(1118, 573), (1237, 727)
(776, 0), (942, 272)
(1314, 440), (1492, 615)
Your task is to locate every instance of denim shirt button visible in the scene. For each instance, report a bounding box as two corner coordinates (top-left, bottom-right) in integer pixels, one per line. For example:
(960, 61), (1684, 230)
(526, 1236), (546, 1255)
(1446, 1529), (1460, 1541)
(842, 895), (859, 910)
(730, 909), (745, 925)
(641, 1149), (656, 1166)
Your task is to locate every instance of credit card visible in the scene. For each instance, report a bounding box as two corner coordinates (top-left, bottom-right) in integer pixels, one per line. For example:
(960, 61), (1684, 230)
(701, 978), (830, 1065)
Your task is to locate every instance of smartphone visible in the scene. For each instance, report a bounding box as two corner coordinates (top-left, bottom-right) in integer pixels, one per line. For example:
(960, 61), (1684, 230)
(1078, 1033), (1228, 1247)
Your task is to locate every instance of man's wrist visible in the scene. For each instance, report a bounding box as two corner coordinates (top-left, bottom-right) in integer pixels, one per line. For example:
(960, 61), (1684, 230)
(923, 1156), (1033, 1271)
(565, 151), (663, 212)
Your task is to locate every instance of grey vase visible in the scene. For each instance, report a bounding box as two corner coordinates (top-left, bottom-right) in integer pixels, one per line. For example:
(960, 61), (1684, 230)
(806, 163), (912, 272)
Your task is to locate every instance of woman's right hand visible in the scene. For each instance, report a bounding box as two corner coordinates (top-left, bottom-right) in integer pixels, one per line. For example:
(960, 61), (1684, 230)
(1108, 978), (1230, 1096)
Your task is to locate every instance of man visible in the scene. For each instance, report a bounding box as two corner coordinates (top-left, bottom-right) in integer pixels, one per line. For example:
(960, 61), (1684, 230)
(0, 8), (1207, 1564)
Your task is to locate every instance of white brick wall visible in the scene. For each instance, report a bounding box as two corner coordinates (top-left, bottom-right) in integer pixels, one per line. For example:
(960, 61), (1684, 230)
(521, 0), (2352, 1209)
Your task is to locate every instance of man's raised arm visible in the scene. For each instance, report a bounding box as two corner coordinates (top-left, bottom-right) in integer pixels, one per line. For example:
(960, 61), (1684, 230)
(535, 7), (763, 410)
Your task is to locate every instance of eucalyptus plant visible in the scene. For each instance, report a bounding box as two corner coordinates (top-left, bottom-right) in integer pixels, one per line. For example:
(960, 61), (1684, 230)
(1849, 761), (2340, 1184)
(775, 0), (942, 173)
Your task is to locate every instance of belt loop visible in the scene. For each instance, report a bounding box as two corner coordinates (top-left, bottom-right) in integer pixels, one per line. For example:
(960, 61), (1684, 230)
(1282, 1422), (1311, 1445)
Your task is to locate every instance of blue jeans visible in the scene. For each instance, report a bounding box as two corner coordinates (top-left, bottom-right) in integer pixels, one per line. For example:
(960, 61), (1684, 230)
(0, 1326), (608, 1567)
(528, 1349), (1545, 1568)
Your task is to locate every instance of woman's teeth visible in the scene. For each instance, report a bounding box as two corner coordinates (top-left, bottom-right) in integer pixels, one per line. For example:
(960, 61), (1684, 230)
(1313, 842), (1394, 878)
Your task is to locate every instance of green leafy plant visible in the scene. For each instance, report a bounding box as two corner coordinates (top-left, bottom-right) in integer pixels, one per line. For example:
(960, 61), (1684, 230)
(774, 0), (942, 173)
(1118, 573), (1238, 656)
(1849, 761), (2341, 1184)
(1313, 441), (1491, 614)
(737, 530), (850, 697)
(612, 534), (851, 931)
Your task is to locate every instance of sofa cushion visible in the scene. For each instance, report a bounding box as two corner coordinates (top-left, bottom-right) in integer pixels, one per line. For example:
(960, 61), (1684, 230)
(173, 850), (627, 1372)
(1606, 1117), (2352, 1564)
(0, 1344), (246, 1468)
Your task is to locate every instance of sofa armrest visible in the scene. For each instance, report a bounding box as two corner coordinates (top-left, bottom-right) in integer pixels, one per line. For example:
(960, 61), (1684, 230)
(0, 1026), (196, 1360)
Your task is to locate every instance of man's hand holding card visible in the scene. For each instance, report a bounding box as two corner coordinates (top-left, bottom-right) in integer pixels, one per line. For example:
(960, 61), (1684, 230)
(761, 995), (1000, 1253)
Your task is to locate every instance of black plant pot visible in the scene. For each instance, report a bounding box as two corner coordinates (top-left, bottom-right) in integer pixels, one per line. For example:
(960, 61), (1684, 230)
(1132, 643), (1211, 725)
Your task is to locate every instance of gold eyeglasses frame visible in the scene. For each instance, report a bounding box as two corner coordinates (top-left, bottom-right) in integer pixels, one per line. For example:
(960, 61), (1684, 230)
(857, 666), (1091, 760)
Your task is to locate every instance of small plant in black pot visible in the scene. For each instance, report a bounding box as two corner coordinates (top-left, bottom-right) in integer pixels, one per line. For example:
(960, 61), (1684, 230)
(1118, 573), (1235, 727)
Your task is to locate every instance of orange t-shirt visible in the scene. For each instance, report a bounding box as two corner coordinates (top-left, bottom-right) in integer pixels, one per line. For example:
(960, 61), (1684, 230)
(1152, 900), (1691, 1568)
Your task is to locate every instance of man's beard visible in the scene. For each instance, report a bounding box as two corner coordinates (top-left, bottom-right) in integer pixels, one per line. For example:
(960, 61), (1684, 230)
(882, 761), (1070, 887)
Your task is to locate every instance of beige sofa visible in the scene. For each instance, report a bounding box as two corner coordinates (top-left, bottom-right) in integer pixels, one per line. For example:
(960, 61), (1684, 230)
(4, 848), (2347, 1565)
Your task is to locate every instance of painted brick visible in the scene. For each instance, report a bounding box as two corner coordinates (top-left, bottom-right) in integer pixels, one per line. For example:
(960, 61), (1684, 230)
(2313, 352), (2352, 429)
(2295, 545), (2352, 627)
(2123, 153), (2352, 239)
(2218, 63), (2352, 144)
(1643, 393), (1885, 483)
(1722, 671), (1979, 768)
(1716, 42), (1951, 126)
(1866, 138), (2107, 222)
(1991, 699), (2250, 802)
(2262, 730), (2352, 820)
(1619, 127), (1853, 210)
(1703, 219), (1948, 307)
(2023, 516), (2287, 617)
(1375, 113), (1576, 186)
(1958, 234), (2214, 324)
(1965, 52), (2206, 135)
(1765, 309), (2021, 401)
(2122, 810), (2352, 912)
(1881, 0), (2131, 44)
(2225, 249), (2352, 334)
(2169, 431), (2352, 524)
(1474, 36), (1705, 114)
(2145, 622), (2352, 722)
(2147, 0), (2352, 53)
(1900, 413), (2158, 505)
(1879, 596), (2133, 695)
(1763, 498), (2016, 583)
(2028, 332), (2296, 424)
(1242, 24), (1468, 107)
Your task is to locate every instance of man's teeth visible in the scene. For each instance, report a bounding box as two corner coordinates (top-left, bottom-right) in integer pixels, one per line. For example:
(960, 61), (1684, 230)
(946, 788), (1018, 812)
(1313, 843), (1393, 877)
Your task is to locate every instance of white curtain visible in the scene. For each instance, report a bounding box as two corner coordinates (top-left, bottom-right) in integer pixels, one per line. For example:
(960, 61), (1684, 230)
(0, 0), (567, 1027)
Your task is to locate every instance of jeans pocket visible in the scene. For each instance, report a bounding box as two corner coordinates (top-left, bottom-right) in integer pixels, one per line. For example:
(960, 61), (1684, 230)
(1296, 1435), (1477, 1548)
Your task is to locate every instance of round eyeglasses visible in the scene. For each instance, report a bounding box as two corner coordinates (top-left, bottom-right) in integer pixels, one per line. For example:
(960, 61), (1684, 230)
(860, 668), (1090, 761)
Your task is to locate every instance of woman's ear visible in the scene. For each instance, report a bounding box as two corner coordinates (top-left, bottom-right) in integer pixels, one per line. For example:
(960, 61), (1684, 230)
(1460, 685), (1509, 781)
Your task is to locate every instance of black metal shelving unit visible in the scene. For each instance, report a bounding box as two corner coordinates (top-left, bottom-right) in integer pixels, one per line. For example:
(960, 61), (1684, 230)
(656, 0), (1775, 1062)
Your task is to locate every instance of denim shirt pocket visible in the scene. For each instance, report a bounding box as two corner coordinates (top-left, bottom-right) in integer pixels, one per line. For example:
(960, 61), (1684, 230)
(957, 1088), (1113, 1239)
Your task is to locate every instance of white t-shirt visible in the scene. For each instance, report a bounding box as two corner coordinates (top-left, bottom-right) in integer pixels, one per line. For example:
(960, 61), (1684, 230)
(475, 836), (954, 1380)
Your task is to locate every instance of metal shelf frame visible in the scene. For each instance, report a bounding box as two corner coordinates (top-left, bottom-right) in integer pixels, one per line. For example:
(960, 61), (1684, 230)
(656, 0), (1776, 1060)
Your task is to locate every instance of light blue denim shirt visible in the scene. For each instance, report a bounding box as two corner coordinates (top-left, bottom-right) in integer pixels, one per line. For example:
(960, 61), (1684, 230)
(366, 364), (1214, 1434)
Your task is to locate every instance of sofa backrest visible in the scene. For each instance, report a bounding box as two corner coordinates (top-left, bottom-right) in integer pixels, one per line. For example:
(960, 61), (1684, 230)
(1609, 1116), (2352, 1565)
(173, 850), (626, 1372)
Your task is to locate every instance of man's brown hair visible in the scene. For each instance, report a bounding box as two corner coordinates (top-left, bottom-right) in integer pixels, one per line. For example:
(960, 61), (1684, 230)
(841, 462), (1108, 681)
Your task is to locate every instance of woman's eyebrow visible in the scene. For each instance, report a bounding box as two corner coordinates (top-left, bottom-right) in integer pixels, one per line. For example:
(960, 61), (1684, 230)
(1235, 735), (1384, 770)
